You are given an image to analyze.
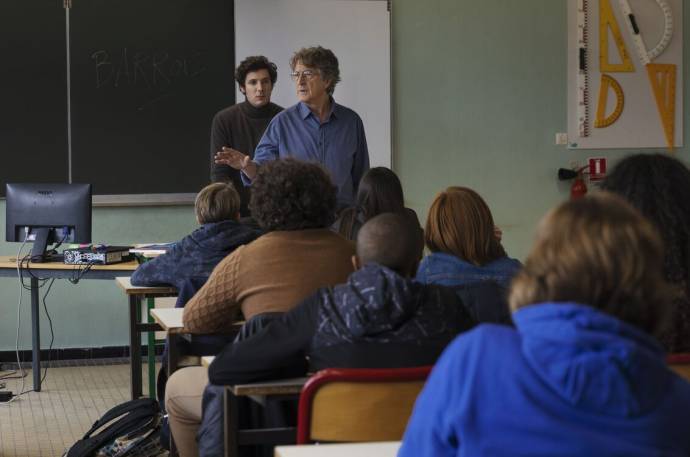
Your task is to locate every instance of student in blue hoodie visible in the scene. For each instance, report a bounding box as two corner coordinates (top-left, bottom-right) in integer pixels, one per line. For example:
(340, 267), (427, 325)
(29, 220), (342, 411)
(130, 182), (260, 290)
(400, 192), (690, 457)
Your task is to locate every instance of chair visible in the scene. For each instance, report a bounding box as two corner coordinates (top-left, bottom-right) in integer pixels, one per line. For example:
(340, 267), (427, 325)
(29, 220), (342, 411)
(296, 366), (432, 444)
(668, 353), (690, 382)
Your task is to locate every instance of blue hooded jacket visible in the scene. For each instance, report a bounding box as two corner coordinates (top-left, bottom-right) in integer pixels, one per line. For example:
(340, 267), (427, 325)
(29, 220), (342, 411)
(400, 303), (690, 456)
(416, 251), (522, 289)
(130, 220), (260, 290)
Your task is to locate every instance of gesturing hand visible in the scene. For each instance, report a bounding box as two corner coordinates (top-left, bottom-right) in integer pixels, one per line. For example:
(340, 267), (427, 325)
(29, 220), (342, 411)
(215, 147), (250, 170)
(215, 147), (257, 179)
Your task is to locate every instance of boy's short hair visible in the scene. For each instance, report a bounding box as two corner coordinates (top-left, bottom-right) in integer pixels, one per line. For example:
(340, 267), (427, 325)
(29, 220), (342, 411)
(357, 212), (421, 275)
(194, 182), (240, 224)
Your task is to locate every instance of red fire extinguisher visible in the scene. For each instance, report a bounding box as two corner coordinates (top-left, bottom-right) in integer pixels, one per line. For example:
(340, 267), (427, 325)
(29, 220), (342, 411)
(570, 170), (588, 199)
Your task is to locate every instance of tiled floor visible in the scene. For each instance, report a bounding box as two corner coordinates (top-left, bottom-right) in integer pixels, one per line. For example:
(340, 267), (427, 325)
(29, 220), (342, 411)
(0, 361), (156, 457)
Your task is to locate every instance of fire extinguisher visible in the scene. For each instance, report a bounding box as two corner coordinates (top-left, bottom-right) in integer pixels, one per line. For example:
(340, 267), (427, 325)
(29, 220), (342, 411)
(570, 170), (587, 199)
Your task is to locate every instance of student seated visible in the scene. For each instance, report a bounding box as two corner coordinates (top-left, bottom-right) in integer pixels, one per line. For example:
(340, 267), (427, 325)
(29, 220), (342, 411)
(166, 213), (477, 457)
(331, 166), (421, 242)
(601, 153), (690, 353)
(400, 193), (690, 457)
(416, 186), (521, 323)
(130, 182), (260, 289)
(181, 158), (355, 336)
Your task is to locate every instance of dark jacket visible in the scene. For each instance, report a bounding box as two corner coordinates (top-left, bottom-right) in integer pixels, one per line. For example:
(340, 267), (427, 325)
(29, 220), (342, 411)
(130, 220), (260, 289)
(208, 263), (476, 385)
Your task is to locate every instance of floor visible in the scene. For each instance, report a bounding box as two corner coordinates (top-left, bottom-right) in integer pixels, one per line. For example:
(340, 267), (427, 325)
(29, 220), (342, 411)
(0, 360), (155, 457)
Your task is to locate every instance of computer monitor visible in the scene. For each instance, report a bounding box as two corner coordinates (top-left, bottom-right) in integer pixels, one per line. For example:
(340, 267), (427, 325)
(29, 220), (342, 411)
(5, 183), (92, 262)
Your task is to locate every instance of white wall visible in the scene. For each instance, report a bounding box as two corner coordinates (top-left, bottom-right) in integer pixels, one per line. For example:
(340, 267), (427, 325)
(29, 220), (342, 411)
(235, 0), (391, 167)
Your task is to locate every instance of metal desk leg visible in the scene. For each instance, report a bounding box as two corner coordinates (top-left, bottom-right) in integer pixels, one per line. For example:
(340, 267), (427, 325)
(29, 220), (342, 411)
(129, 295), (143, 399)
(224, 388), (240, 457)
(147, 297), (156, 399)
(30, 277), (41, 392)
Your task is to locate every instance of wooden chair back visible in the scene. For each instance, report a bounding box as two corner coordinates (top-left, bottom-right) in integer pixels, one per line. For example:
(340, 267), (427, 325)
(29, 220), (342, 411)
(296, 366), (431, 444)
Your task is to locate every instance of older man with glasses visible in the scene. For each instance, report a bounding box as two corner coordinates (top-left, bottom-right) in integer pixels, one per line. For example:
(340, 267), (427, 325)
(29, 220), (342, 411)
(215, 46), (370, 210)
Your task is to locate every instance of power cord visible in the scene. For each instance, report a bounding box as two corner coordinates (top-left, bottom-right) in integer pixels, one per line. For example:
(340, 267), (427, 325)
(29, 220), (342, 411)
(1, 233), (59, 402)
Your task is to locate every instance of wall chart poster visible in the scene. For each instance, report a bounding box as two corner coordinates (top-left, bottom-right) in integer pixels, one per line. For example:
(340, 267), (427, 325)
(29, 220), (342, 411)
(567, 0), (683, 149)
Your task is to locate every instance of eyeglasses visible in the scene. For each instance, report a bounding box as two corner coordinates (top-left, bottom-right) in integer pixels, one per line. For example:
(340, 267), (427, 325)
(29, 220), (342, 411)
(290, 70), (318, 81)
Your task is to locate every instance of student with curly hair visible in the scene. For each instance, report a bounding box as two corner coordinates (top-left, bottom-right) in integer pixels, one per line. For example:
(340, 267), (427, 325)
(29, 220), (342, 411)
(215, 46), (370, 209)
(166, 159), (354, 457)
(400, 193), (690, 457)
(601, 153), (690, 353)
(211, 55), (283, 216)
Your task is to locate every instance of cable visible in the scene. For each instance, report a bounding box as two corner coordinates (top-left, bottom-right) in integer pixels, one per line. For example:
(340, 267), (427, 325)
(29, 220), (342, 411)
(40, 278), (56, 385)
(1, 237), (30, 404)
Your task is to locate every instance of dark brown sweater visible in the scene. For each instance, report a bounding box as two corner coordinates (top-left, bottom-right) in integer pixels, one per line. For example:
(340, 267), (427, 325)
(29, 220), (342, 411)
(210, 101), (283, 215)
(182, 229), (355, 333)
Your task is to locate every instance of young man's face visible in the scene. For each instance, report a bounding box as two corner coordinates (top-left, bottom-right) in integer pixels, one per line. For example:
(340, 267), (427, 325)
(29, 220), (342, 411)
(241, 69), (273, 108)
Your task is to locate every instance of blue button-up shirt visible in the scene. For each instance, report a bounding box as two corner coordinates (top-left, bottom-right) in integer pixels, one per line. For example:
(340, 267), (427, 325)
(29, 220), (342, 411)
(245, 99), (370, 207)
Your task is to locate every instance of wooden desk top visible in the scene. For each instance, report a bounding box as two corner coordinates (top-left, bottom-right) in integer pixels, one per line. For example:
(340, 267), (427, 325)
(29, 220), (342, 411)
(228, 377), (308, 396)
(275, 441), (401, 457)
(115, 277), (177, 295)
(150, 307), (184, 333)
(202, 356), (215, 367)
(0, 255), (139, 271)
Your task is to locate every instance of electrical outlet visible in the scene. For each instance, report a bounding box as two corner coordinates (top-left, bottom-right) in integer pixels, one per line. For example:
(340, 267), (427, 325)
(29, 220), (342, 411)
(555, 133), (568, 145)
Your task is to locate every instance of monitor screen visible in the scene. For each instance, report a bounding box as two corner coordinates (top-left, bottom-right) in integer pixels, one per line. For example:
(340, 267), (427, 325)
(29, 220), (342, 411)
(5, 183), (92, 262)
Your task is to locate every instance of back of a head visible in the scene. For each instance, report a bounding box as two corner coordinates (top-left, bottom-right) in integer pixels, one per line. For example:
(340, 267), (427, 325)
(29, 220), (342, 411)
(249, 158), (337, 231)
(601, 153), (690, 286)
(425, 186), (506, 266)
(509, 192), (673, 336)
(356, 167), (405, 219)
(357, 212), (421, 276)
(195, 182), (240, 224)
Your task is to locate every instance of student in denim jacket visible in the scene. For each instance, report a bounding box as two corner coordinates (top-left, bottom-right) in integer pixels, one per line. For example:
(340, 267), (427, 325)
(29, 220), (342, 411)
(416, 187), (521, 324)
(130, 182), (260, 290)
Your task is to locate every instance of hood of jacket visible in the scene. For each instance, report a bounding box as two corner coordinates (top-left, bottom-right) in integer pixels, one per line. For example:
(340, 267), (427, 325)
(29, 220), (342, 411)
(514, 302), (670, 418)
(313, 263), (467, 346)
(185, 220), (261, 254)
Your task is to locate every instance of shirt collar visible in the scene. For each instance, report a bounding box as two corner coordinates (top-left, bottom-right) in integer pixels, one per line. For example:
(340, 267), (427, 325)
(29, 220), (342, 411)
(297, 97), (339, 122)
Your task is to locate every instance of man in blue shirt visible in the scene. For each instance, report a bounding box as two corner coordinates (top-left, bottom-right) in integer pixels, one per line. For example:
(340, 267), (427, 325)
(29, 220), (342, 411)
(215, 46), (370, 208)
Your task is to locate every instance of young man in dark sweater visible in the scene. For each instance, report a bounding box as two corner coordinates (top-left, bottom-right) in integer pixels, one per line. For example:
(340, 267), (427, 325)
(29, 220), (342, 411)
(210, 56), (283, 216)
(165, 213), (477, 457)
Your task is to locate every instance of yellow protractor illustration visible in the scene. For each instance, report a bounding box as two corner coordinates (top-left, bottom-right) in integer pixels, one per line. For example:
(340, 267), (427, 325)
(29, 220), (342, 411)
(594, 73), (624, 128)
(600, 0), (634, 72)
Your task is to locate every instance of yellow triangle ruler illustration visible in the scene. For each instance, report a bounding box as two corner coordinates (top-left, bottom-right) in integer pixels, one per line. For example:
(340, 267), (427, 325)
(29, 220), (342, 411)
(617, 0), (673, 65)
(599, 0), (634, 72)
(594, 74), (624, 128)
(646, 63), (676, 150)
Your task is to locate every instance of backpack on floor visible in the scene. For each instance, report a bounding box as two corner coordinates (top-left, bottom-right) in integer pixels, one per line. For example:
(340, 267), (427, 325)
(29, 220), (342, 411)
(63, 397), (166, 457)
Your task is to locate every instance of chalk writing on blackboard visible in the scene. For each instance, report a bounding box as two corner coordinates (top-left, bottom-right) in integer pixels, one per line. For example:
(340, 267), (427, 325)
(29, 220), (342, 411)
(91, 48), (207, 89)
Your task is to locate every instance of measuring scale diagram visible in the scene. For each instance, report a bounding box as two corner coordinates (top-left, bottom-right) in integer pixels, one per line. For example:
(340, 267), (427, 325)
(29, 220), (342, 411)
(572, 0), (681, 149)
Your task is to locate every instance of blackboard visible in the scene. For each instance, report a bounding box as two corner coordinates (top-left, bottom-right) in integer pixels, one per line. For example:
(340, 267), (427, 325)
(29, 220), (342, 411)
(1, 0), (235, 198)
(0, 2), (69, 188)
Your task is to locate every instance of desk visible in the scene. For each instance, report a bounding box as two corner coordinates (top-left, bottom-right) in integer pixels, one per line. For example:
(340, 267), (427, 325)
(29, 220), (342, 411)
(226, 377), (308, 457)
(274, 441), (401, 457)
(0, 256), (138, 392)
(150, 307), (185, 377)
(115, 277), (177, 399)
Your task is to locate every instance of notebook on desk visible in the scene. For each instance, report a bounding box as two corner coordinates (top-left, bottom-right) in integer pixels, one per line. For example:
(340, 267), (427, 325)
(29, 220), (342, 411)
(130, 243), (174, 258)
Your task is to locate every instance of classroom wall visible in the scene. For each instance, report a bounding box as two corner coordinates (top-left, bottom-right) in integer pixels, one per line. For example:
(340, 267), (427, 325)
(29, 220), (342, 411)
(1, 0), (689, 351)
(392, 0), (690, 261)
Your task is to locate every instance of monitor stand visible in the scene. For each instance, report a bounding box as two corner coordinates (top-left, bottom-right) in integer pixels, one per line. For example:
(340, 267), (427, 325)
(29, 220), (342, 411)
(30, 228), (51, 263)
